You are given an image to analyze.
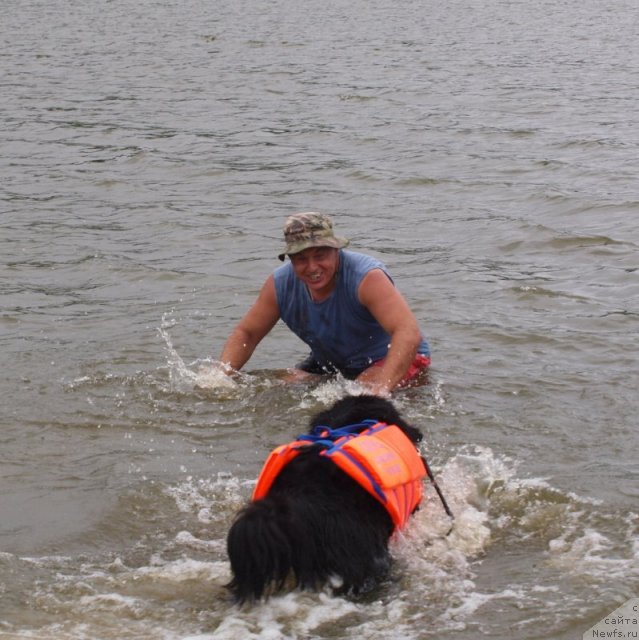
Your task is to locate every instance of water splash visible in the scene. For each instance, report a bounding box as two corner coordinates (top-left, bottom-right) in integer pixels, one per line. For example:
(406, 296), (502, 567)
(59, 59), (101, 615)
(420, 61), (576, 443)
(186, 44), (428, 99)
(158, 313), (244, 393)
(5, 446), (636, 640)
(298, 375), (373, 408)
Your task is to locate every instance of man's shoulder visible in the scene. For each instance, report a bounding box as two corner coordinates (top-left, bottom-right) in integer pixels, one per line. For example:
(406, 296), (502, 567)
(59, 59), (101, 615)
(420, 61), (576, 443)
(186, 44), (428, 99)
(341, 250), (386, 273)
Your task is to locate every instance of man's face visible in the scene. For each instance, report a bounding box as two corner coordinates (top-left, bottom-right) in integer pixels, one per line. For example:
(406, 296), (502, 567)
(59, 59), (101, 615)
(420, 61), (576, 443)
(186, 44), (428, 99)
(289, 247), (340, 298)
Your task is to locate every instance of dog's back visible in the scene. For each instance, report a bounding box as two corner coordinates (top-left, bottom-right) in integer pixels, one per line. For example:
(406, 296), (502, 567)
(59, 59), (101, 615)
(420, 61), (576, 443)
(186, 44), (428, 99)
(227, 449), (393, 602)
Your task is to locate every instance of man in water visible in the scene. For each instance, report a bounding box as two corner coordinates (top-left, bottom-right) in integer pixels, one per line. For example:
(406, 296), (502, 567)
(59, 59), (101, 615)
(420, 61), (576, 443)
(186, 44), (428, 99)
(219, 212), (430, 395)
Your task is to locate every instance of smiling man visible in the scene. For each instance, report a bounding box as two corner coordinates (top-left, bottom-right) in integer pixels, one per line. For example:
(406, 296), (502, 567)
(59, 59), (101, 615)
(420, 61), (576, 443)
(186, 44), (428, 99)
(218, 212), (430, 395)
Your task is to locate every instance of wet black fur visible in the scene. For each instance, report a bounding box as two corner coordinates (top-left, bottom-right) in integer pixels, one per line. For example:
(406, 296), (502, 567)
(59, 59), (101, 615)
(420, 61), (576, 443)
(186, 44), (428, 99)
(226, 395), (423, 603)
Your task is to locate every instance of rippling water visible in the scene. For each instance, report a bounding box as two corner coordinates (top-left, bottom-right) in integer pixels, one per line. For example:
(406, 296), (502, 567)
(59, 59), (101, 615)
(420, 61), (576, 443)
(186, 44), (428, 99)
(2, 0), (638, 638)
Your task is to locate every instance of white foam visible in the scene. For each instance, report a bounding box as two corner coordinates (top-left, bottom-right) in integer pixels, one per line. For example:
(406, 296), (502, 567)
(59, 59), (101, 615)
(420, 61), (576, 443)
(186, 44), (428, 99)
(130, 557), (228, 584)
(158, 315), (251, 393)
(164, 473), (252, 517)
(298, 376), (370, 408)
(78, 591), (143, 611)
(548, 526), (639, 582)
(198, 591), (362, 640)
(191, 362), (240, 390)
(175, 530), (226, 553)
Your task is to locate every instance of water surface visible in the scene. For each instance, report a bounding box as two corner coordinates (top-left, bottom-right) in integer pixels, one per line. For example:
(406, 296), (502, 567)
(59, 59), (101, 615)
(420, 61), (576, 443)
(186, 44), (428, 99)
(1, 0), (638, 638)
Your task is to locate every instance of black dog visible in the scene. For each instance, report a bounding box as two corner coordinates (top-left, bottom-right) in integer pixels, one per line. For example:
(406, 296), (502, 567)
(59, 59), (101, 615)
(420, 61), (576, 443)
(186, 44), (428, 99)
(226, 395), (425, 603)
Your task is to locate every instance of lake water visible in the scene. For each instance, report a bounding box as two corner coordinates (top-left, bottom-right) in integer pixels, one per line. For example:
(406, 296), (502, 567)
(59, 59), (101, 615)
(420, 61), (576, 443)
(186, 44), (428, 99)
(1, 0), (638, 638)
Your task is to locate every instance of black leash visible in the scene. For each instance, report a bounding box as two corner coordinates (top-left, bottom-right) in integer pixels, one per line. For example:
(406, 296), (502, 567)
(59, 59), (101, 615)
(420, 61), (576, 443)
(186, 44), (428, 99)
(421, 456), (455, 521)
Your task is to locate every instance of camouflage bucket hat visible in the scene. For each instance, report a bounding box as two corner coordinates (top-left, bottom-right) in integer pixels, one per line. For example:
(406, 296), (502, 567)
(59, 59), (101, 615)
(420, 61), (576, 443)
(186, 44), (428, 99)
(278, 212), (349, 261)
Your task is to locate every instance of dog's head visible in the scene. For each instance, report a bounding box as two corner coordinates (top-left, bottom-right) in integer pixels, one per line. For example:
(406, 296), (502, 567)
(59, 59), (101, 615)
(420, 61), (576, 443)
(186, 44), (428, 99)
(308, 394), (423, 444)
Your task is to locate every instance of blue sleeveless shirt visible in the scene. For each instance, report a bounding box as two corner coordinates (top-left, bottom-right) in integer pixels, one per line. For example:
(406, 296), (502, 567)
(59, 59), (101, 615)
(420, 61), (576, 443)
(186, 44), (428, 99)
(273, 250), (429, 374)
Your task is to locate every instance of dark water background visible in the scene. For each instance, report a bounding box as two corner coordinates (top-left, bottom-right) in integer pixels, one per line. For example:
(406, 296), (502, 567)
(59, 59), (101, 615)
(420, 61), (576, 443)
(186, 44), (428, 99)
(1, 0), (638, 638)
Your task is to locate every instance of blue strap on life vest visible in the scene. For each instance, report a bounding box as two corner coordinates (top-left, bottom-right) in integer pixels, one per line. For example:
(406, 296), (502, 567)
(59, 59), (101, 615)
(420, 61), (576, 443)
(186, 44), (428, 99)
(297, 418), (379, 445)
(295, 419), (388, 503)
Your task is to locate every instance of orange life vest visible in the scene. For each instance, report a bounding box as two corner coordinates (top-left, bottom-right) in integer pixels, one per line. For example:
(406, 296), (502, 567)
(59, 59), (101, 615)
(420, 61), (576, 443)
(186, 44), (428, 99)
(252, 421), (426, 530)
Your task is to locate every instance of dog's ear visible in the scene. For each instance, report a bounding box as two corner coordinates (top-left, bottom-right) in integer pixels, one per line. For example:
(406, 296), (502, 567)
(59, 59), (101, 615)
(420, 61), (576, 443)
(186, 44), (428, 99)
(397, 422), (423, 444)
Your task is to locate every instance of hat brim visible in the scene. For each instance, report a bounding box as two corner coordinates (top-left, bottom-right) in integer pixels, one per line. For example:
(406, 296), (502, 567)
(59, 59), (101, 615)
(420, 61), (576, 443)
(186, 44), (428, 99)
(278, 236), (349, 261)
